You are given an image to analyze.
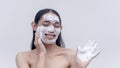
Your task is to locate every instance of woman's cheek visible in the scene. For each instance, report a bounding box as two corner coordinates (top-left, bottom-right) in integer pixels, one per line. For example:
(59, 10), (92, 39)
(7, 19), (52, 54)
(55, 28), (61, 36)
(38, 26), (46, 37)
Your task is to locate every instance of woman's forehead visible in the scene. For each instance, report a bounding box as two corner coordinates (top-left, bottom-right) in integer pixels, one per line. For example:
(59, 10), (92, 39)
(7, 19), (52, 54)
(42, 13), (60, 22)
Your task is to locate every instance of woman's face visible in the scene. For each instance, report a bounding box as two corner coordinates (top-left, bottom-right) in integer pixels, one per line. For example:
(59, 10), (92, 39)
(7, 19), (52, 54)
(37, 12), (62, 44)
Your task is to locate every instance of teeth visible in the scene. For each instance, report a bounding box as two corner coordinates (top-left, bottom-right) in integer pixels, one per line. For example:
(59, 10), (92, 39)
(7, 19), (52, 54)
(45, 34), (55, 39)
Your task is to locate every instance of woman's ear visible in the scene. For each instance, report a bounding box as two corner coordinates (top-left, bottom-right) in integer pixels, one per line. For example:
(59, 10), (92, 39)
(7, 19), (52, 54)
(31, 21), (37, 31)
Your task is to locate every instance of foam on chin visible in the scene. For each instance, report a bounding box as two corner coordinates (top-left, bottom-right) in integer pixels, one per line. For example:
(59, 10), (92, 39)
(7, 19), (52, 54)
(42, 38), (56, 44)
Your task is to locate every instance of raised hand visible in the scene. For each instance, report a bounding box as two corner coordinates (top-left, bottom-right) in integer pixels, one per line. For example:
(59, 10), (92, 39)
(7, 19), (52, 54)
(77, 40), (100, 67)
(34, 27), (47, 54)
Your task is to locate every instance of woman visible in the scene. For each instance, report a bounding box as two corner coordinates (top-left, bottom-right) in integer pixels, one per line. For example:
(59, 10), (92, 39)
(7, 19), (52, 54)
(16, 8), (100, 68)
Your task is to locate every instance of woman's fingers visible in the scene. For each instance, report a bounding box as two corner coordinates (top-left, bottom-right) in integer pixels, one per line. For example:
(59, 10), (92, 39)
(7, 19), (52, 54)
(34, 30), (39, 46)
(92, 50), (100, 58)
(89, 42), (97, 53)
(87, 40), (96, 49)
(83, 40), (97, 51)
(34, 27), (46, 53)
(77, 40), (100, 64)
(89, 51), (100, 61)
(35, 27), (43, 44)
(77, 45), (82, 54)
(34, 30), (41, 50)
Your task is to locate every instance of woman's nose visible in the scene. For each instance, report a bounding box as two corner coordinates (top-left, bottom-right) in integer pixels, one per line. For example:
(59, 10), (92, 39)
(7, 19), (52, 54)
(48, 25), (55, 32)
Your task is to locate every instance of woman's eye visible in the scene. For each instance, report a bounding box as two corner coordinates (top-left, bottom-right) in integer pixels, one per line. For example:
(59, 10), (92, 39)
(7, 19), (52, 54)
(54, 22), (61, 28)
(54, 24), (61, 28)
(42, 23), (49, 26)
(42, 21), (50, 26)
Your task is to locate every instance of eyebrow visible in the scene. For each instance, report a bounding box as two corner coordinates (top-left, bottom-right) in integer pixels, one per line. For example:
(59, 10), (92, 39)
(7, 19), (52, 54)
(44, 20), (50, 22)
(43, 19), (60, 23)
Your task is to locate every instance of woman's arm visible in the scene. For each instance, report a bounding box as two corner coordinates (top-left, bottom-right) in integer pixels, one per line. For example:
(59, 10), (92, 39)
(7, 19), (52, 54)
(35, 53), (46, 68)
(32, 27), (47, 68)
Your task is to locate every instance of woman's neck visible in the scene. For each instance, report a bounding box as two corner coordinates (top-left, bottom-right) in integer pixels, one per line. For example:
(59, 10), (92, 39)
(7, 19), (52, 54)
(44, 43), (59, 52)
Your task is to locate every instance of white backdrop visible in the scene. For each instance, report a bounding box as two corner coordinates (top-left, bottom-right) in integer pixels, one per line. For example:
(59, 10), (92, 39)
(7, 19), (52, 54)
(0, 0), (120, 68)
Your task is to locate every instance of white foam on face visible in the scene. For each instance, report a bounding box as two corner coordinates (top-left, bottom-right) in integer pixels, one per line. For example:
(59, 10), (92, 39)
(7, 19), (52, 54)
(37, 13), (61, 44)
(43, 13), (60, 23)
(39, 26), (61, 44)
(37, 23), (61, 44)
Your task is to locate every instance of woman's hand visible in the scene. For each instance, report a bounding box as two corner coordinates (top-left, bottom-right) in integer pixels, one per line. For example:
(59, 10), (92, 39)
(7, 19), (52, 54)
(77, 40), (100, 67)
(34, 27), (47, 54)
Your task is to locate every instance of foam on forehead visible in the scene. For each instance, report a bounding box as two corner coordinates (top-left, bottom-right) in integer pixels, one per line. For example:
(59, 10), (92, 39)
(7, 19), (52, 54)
(43, 13), (60, 22)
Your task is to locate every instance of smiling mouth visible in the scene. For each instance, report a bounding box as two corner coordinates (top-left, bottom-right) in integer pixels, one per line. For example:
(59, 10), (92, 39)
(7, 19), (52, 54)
(45, 33), (56, 39)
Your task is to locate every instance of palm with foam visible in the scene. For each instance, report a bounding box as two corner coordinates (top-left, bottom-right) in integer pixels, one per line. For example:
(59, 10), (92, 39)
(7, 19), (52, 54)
(77, 40), (100, 67)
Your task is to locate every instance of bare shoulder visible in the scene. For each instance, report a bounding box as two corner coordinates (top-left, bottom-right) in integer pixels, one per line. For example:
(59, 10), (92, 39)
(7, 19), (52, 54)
(16, 51), (33, 68)
(16, 50), (32, 63)
(16, 51), (30, 58)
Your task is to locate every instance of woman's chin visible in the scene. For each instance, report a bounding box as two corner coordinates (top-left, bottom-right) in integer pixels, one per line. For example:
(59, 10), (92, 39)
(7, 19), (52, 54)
(42, 39), (56, 45)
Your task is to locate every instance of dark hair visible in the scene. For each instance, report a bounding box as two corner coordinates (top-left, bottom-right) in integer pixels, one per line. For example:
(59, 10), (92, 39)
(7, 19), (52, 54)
(31, 8), (65, 50)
